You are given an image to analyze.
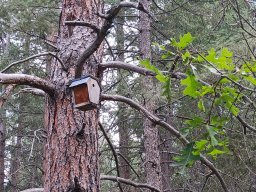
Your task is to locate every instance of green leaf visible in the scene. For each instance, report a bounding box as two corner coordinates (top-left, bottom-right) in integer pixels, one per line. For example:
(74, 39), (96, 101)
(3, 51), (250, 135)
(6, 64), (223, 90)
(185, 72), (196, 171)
(221, 47), (233, 57)
(173, 143), (201, 168)
(195, 140), (208, 151)
(140, 59), (166, 83)
(245, 75), (256, 85)
(156, 74), (167, 83)
(206, 125), (218, 146)
(181, 73), (201, 98)
(208, 148), (225, 159)
(162, 77), (171, 101)
(171, 33), (194, 50)
(198, 99), (206, 112)
(185, 117), (203, 128)
(200, 86), (214, 96)
(182, 51), (191, 61)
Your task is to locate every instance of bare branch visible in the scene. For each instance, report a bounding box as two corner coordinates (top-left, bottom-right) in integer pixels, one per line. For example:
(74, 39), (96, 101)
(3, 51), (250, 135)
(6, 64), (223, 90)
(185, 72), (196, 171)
(20, 188), (44, 192)
(75, 1), (155, 78)
(0, 73), (55, 96)
(15, 88), (45, 97)
(100, 175), (160, 192)
(100, 61), (155, 76)
(236, 115), (256, 133)
(1, 52), (67, 73)
(101, 94), (228, 192)
(101, 94), (188, 143)
(98, 122), (124, 192)
(65, 21), (100, 33)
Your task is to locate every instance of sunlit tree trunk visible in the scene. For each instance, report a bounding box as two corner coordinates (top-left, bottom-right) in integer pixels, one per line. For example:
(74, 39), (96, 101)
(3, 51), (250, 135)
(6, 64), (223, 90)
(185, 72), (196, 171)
(43, 0), (103, 191)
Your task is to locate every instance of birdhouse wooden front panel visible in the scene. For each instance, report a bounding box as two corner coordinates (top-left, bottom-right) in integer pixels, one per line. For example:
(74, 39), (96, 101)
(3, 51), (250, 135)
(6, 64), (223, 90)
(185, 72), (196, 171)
(73, 84), (89, 106)
(69, 75), (100, 111)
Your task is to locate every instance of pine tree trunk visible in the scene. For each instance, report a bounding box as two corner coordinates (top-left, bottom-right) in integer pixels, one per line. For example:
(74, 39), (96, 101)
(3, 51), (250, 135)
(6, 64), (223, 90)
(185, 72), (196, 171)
(116, 8), (131, 180)
(43, 0), (103, 191)
(0, 112), (5, 192)
(160, 115), (173, 192)
(9, 95), (26, 192)
(139, 0), (162, 191)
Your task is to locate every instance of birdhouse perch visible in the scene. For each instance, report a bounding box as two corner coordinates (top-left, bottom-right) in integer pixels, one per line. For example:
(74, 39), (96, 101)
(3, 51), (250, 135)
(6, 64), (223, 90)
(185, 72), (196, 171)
(69, 75), (100, 111)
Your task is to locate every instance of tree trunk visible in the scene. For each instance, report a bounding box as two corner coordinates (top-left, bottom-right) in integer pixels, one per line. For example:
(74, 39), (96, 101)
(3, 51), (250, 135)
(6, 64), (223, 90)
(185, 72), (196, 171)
(9, 111), (23, 192)
(43, 0), (103, 191)
(139, 0), (162, 191)
(116, 8), (131, 180)
(0, 112), (5, 192)
(160, 114), (173, 192)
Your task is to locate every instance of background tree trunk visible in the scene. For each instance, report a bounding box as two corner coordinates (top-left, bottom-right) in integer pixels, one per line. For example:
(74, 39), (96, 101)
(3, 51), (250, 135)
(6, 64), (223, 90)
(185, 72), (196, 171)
(0, 111), (5, 192)
(160, 113), (174, 192)
(116, 9), (131, 181)
(139, 0), (162, 191)
(43, 0), (103, 191)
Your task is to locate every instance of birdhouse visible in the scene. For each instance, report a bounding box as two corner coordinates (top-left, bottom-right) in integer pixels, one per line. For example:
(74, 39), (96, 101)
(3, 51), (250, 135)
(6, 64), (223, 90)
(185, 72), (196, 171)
(69, 75), (100, 111)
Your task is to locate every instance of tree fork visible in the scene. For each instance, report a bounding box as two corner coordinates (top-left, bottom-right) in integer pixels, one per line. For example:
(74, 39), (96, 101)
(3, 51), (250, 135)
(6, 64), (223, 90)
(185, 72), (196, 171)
(43, 0), (103, 191)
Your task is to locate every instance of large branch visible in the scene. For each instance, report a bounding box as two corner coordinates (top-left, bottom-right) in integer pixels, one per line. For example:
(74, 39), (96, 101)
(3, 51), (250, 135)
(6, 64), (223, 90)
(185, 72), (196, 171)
(101, 94), (228, 192)
(0, 73), (55, 96)
(73, 1), (154, 78)
(100, 175), (160, 192)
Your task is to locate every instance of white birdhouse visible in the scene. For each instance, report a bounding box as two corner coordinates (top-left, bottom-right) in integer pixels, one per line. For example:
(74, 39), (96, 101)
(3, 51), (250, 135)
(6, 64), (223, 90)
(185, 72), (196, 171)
(69, 75), (100, 111)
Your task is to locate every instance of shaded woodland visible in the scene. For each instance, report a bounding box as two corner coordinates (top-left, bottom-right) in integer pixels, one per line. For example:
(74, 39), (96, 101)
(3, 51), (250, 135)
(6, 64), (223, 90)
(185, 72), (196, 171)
(1, 0), (256, 191)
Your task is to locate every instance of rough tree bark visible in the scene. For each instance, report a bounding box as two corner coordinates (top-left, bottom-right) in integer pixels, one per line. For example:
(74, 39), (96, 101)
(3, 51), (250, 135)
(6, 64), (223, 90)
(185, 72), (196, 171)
(0, 112), (5, 192)
(160, 114), (174, 192)
(43, 0), (103, 191)
(9, 105), (23, 192)
(116, 8), (131, 181)
(139, 0), (162, 190)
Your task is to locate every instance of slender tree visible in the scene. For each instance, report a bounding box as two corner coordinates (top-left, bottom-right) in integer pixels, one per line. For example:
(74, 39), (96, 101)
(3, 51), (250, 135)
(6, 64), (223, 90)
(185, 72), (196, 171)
(139, 0), (162, 190)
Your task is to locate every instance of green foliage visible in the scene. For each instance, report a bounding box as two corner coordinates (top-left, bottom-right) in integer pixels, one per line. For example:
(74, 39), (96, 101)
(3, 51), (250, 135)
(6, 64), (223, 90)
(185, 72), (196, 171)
(173, 142), (201, 174)
(171, 33), (194, 50)
(181, 72), (201, 98)
(141, 32), (256, 170)
(140, 59), (172, 101)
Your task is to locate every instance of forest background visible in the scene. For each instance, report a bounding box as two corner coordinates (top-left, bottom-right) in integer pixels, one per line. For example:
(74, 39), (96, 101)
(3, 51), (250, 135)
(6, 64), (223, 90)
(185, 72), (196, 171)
(1, 0), (256, 191)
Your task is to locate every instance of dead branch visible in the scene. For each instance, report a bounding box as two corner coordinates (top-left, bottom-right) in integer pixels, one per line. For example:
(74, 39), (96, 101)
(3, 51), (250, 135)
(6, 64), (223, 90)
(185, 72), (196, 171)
(15, 88), (46, 97)
(100, 175), (160, 192)
(1, 52), (66, 73)
(20, 188), (44, 192)
(101, 94), (228, 192)
(100, 61), (155, 76)
(0, 73), (55, 96)
(236, 115), (256, 133)
(99, 122), (124, 192)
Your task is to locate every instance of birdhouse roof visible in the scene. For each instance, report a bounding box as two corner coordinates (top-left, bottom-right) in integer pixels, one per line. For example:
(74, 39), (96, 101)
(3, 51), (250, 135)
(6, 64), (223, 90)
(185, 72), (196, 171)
(69, 75), (99, 88)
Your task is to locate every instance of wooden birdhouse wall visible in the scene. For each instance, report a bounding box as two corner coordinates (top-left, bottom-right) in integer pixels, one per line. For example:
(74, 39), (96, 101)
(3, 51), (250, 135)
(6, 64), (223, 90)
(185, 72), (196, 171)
(69, 75), (100, 111)
(73, 84), (89, 105)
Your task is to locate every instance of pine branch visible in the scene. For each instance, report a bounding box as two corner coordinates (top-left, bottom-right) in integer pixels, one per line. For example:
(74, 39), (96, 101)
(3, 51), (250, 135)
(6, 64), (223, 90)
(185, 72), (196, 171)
(0, 73), (55, 96)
